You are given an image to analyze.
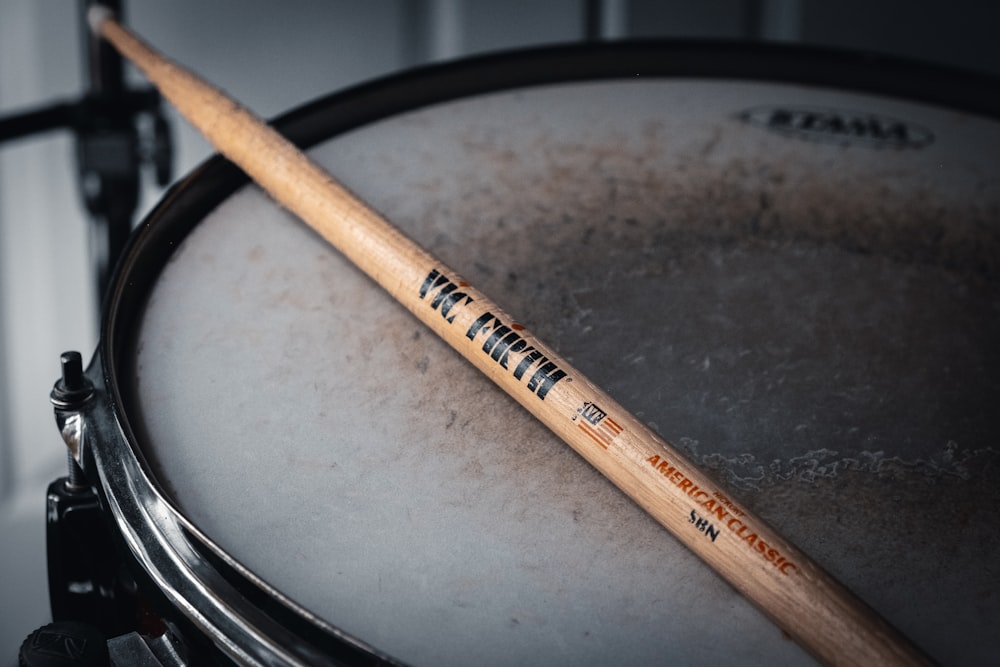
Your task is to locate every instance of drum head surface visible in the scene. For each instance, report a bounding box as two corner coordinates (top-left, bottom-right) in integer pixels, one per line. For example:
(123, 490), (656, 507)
(119, 48), (999, 666)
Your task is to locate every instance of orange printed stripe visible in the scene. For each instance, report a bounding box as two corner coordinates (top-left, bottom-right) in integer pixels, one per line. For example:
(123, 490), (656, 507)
(578, 422), (610, 449)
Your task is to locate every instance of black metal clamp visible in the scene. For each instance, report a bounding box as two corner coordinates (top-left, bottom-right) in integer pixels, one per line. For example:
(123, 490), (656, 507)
(0, 0), (173, 303)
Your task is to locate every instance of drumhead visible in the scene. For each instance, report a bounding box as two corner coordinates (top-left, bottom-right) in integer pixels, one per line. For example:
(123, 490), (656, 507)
(102, 42), (1000, 665)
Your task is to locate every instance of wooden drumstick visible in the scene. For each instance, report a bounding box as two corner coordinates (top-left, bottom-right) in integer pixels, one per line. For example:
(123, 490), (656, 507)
(89, 8), (932, 666)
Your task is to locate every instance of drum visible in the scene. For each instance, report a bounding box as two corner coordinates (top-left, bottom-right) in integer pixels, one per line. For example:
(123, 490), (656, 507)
(69, 42), (999, 665)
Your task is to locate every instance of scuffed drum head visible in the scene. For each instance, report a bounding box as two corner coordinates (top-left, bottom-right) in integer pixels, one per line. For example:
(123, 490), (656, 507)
(119, 47), (999, 666)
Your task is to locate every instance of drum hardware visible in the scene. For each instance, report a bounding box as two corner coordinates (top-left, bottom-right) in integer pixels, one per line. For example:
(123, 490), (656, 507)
(0, 78), (171, 301)
(19, 621), (109, 667)
(42, 350), (247, 666)
(105, 629), (188, 667)
(43, 348), (400, 665)
(19, 621), (188, 667)
(45, 351), (139, 649)
(51, 351), (95, 411)
(44, 349), (271, 666)
(0, 0), (173, 303)
(0, 2), (173, 657)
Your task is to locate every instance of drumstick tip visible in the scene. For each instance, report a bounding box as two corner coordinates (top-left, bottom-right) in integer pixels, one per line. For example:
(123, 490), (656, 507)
(87, 5), (115, 35)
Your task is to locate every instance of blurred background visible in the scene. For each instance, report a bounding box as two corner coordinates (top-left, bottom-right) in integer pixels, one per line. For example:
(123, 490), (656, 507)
(1, 0), (998, 661)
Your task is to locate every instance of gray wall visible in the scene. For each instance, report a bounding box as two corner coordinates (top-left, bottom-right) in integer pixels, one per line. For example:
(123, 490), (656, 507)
(1, 0), (997, 660)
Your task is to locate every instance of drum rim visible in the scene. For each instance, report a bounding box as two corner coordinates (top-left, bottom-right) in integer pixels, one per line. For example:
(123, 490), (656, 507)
(92, 39), (1000, 665)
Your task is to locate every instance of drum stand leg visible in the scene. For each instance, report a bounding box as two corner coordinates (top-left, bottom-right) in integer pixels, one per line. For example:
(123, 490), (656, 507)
(42, 473), (188, 666)
(45, 471), (136, 637)
(0, 0), (173, 306)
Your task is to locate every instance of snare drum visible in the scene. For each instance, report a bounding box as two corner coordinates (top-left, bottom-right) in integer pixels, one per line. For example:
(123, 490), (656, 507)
(68, 42), (1000, 665)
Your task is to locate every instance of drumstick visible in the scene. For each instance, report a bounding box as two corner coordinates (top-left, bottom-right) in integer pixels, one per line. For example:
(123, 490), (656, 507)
(89, 8), (932, 666)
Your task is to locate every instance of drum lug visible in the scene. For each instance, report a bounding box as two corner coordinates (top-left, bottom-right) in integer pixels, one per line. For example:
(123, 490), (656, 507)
(50, 350), (95, 476)
(46, 349), (135, 636)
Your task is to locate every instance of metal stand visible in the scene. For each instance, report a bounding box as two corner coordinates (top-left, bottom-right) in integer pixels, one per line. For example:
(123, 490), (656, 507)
(1, 2), (176, 661)
(0, 0), (172, 303)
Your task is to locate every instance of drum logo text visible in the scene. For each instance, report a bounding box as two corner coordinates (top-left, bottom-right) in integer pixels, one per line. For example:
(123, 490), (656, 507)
(689, 509), (720, 542)
(741, 105), (933, 148)
(465, 312), (567, 400)
(573, 401), (624, 448)
(647, 453), (799, 575)
(419, 268), (475, 323)
(419, 268), (568, 400)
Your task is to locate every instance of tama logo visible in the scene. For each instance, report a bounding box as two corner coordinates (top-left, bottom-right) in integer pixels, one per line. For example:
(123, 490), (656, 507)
(741, 105), (933, 148)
